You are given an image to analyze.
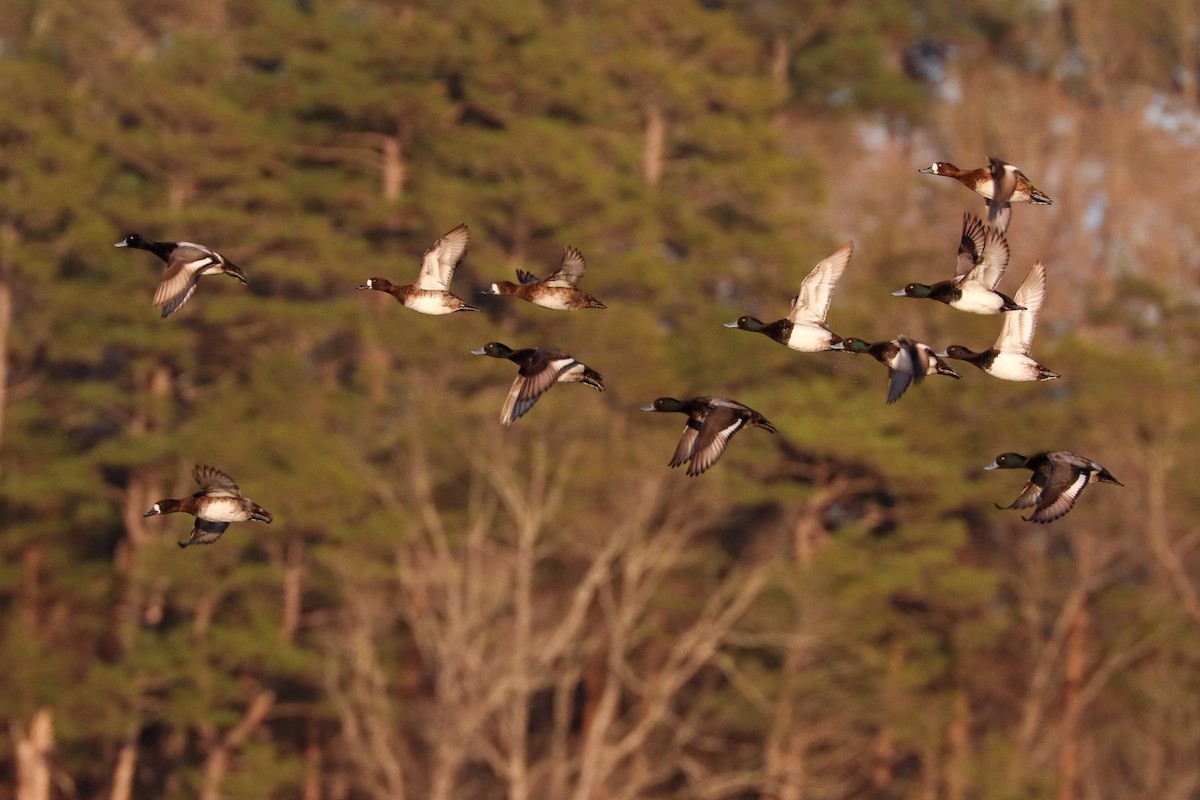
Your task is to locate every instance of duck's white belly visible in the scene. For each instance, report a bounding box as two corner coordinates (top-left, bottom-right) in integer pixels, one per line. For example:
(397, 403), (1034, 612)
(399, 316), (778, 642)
(530, 291), (578, 311)
(200, 497), (250, 522)
(405, 292), (458, 315)
(786, 324), (837, 352)
(952, 286), (1005, 315)
(987, 352), (1040, 381)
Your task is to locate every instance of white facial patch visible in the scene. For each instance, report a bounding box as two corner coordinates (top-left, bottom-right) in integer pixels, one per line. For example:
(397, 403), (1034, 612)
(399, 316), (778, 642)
(152, 503), (161, 512)
(365, 279), (374, 288)
(490, 283), (500, 294)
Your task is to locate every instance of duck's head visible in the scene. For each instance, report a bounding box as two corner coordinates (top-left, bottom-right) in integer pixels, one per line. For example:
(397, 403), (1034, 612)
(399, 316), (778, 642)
(115, 233), (150, 249)
(936, 344), (975, 360)
(471, 342), (514, 358)
(357, 278), (392, 291)
(143, 499), (181, 516)
(918, 162), (953, 175)
(724, 315), (764, 332)
(892, 283), (933, 298)
(831, 337), (871, 354)
(640, 397), (688, 413)
(984, 453), (1027, 471)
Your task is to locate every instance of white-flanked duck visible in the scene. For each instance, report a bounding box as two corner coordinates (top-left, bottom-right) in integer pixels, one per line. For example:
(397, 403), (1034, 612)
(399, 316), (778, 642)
(641, 396), (776, 477)
(985, 451), (1123, 523)
(724, 241), (854, 352)
(834, 335), (960, 405)
(471, 342), (604, 426)
(892, 217), (1023, 314)
(938, 261), (1059, 381)
(115, 234), (247, 319)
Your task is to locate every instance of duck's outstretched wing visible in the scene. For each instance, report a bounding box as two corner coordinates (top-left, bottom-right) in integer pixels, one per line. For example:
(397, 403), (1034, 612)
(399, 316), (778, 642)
(153, 244), (222, 317)
(193, 464), (242, 498)
(964, 225), (1010, 291)
(686, 407), (749, 476)
(789, 242), (853, 325)
(542, 247), (588, 289)
(497, 350), (578, 426)
(954, 213), (986, 280)
(416, 224), (469, 291)
(669, 419), (703, 469)
(179, 519), (231, 548)
(997, 480), (1044, 512)
(996, 261), (1046, 354)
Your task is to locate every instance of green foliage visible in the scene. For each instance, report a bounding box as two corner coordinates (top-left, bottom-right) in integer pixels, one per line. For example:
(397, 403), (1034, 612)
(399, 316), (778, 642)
(0, 0), (1197, 798)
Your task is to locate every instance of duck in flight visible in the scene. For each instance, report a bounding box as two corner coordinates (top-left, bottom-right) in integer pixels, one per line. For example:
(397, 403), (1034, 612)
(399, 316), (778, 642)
(483, 246), (606, 310)
(357, 224), (478, 314)
(115, 234), (247, 319)
(725, 241), (854, 352)
(834, 335), (960, 404)
(641, 396), (776, 476)
(938, 261), (1059, 382)
(471, 342), (604, 426)
(892, 216), (1022, 315)
(143, 465), (273, 548)
(985, 451), (1122, 523)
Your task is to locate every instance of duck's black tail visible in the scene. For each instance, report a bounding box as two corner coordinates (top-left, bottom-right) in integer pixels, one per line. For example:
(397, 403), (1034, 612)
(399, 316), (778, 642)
(754, 415), (778, 434)
(223, 263), (248, 285)
(581, 367), (604, 391)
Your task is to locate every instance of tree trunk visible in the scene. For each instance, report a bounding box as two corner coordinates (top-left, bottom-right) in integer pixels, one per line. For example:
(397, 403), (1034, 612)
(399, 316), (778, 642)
(642, 102), (665, 187)
(200, 690), (276, 800)
(13, 707), (53, 800)
(303, 722), (322, 800)
(1141, 427), (1200, 627)
(945, 689), (970, 800)
(382, 135), (406, 201)
(872, 643), (907, 796)
(506, 515), (534, 800)
(21, 545), (41, 636)
(1058, 533), (1092, 800)
(281, 539), (303, 645)
(109, 733), (138, 800)
(770, 34), (791, 97)
(167, 175), (194, 214)
(0, 278), (10, 468)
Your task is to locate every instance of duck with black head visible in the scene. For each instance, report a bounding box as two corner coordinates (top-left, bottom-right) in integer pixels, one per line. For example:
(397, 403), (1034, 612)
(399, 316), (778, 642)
(115, 233), (247, 319)
(471, 342), (604, 426)
(640, 396), (776, 476)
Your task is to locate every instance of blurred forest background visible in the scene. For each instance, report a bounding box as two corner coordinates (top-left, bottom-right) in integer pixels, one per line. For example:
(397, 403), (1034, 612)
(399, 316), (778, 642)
(2, 0), (1200, 798)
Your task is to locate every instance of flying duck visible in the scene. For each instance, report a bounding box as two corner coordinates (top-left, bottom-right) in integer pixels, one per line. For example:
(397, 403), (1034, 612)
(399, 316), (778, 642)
(484, 246), (606, 310)
(834, 335), (960, 404)
(918, 158), (1052, 206)
(725, 241), (854, 352)
(892, 218), (1023, 314)
(985, 451), (1123, 523)
(471, 342), (604, 426)
(641, 396), (776, 476)
(937, 261), (1060, 381)
(143, 465), (273, 548)
(357, 224), (479, 314)
(115, 234), (247, 319)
